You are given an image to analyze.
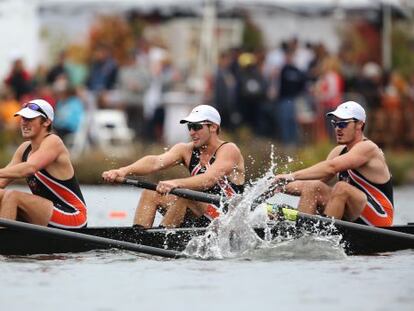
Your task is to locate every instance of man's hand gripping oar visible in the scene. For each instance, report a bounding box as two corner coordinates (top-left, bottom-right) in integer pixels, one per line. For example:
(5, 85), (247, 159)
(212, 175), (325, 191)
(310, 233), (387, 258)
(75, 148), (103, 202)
(250, 173), (295, 209)
(248, 173), (296, 221)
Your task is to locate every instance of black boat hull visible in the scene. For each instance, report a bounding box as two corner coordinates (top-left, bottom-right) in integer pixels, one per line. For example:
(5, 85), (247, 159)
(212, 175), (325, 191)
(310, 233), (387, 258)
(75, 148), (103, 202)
(1, 220), (414, 256)
(0, 226), (204, 256)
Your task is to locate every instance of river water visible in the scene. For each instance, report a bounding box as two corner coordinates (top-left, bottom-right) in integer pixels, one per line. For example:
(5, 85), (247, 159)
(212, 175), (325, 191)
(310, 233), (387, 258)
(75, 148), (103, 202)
(1, 185), (414, 311)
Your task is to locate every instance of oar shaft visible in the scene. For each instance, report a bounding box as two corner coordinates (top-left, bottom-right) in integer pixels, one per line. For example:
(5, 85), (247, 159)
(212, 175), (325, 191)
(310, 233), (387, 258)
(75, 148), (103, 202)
(270, 204), (414, 241)
(0, 218), (184, 259)
(123, 178), (222, 206)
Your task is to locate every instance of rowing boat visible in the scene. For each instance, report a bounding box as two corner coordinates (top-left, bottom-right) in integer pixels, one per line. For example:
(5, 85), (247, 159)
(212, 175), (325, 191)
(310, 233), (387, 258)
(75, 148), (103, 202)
(1, 207), (414, 256)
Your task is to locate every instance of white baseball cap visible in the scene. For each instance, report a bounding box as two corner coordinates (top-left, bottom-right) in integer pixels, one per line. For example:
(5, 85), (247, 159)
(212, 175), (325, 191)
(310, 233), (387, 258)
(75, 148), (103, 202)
(14, 99), (54, 122)
(326, 101), (366, 122)
(180, 105), (221, 125)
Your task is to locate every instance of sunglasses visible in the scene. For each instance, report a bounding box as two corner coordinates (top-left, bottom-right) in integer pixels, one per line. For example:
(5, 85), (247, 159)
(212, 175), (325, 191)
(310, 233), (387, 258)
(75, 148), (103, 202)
(24, 103), (48, 119)
(331, 119), (356, 129)
(187, 122), (211, 131)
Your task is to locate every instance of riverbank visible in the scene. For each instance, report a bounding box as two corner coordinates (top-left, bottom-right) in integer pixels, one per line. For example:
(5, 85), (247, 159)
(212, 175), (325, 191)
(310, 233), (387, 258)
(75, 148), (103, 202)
(1, 136), (413, 185)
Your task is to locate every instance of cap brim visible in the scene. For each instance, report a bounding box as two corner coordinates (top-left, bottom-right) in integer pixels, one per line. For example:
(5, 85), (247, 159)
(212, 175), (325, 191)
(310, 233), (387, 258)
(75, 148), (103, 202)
(326, 111), (354, 119)
(179, 116), (205, 124)
(14, 107), (44, 119)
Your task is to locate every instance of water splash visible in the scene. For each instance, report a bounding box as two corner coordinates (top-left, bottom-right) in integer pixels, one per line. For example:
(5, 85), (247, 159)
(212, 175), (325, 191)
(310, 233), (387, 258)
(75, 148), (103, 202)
(184, 146), (346, 260)
(184, 146), (280, 259)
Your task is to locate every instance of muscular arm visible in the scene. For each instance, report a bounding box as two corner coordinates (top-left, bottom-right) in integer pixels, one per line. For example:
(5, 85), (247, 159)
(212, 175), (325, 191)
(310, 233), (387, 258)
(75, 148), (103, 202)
(292, 142), (376, 181)
(162, 143), (242, 191)
(102, 143), (189, 181)
(0, 136), (63, 180)
(0, 143), (28, 188)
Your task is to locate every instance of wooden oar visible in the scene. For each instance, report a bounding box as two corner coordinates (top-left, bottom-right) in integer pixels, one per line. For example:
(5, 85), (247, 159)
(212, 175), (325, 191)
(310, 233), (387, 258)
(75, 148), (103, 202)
(121, 178), (222, 205)
(0, 218), (184, 259)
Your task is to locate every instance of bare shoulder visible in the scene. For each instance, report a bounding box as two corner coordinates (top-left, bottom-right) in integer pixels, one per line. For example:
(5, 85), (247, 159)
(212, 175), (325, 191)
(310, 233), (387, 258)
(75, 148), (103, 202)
(221, 142), (241, 152)
(164, 142), (193, 166)
(352, 139), (378, 154)
(35, 134), (68, 160)
(164, 142), (193, 162)
(41, 134), (65, 149)
(169, 142), (193, 154)
(216, 142), (242, 157)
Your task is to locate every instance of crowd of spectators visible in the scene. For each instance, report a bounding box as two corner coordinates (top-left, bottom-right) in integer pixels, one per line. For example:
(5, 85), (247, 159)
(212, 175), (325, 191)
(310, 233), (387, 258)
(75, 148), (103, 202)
(0, 42), (180, 146)
(212, 37), (414, 149)
(1, 36), (414, 151)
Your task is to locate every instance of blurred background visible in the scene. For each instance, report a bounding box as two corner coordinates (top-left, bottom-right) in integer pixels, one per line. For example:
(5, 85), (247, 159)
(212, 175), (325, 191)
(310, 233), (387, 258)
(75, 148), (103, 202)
(1, 0), (414, 184)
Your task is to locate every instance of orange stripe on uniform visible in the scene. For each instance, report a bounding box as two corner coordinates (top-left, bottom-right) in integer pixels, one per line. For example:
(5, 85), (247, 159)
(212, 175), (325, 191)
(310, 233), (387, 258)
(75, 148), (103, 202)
(204, 204), (221, 220)
(218, 180), (236, 197)
(35, 172), (87, 228)
(35, 172), (87, 214)
(348, 170), (393, 226)
(360, 204), (393, 227)
(49, 207), (87, 228)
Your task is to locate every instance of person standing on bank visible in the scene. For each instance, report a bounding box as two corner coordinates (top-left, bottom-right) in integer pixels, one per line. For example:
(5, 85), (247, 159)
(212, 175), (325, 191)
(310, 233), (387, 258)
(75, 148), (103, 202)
(273, 101), (394, 226)
(0, 99), (87, 228)
(102, 105), (245, 228)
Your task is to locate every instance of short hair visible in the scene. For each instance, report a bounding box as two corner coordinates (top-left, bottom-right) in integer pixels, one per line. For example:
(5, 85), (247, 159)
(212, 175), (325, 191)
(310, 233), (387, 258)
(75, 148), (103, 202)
(207, 123), (220, 135)
(40, 117), (53, 132)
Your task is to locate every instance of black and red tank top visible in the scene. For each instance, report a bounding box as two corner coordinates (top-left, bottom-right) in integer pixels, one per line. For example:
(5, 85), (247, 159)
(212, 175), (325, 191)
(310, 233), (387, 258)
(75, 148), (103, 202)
(337, 145), (394, 216)
(188, 142), (244, 197)
(22, 144), (87, 214)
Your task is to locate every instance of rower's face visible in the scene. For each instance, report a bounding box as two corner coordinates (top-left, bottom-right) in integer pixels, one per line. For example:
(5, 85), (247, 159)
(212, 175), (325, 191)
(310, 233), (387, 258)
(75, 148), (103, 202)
(20, 117), (46, 139)
(331, 118), (359, 144)
(187, 122), (212, 148)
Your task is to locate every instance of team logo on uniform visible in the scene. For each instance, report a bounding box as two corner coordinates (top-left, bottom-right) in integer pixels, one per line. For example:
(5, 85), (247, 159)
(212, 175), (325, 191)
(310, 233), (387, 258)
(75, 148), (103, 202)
(27, 176), (39, 191)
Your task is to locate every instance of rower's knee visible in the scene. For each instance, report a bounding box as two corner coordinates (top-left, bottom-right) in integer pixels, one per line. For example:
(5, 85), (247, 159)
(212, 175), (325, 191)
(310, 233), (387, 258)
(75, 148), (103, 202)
(140, 189), (163, 203)
(284, 180), (322, 196)
(331, 182), (350, 197)
(301, 180), (326, 195)
(2, 190), (19, 203)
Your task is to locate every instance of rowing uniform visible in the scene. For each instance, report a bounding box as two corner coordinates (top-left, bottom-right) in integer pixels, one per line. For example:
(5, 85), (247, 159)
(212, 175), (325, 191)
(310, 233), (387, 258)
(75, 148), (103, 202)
(22, 144), (87, 228)
(337, 145), (394, 227)
(182, 142), (244, 227)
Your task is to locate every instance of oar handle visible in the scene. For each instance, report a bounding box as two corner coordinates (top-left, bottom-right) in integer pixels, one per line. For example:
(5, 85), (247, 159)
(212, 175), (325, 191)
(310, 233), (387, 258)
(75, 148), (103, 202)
(121, 178), (222, 206)
(250, 181), (285, 210)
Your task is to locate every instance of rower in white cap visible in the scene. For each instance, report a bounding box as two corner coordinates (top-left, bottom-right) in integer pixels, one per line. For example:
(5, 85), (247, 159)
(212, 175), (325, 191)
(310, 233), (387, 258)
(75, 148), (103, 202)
(102, 104), (245, 228)
(272, 101), (394, 227)
(0, 99), (87, 228)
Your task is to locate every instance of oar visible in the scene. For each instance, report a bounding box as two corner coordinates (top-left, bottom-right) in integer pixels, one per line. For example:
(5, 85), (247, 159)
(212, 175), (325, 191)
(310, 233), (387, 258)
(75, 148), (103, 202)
(268, 204), (414, 242)
(117, 178), (281, 211)
(120, 178), (282, 210)
(0, 218), (184, 259)
(120, 178), (222, 205)
(250, 181), (284, 210)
